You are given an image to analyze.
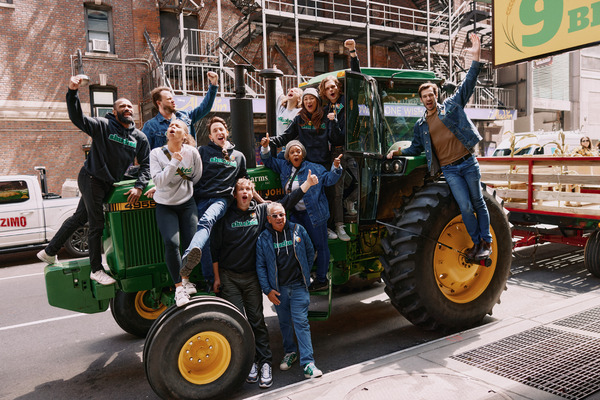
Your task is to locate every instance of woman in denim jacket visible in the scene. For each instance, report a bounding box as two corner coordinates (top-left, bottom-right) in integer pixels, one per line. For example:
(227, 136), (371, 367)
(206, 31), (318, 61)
(260, 138), (342, 291)
(387, 34), (492, 261)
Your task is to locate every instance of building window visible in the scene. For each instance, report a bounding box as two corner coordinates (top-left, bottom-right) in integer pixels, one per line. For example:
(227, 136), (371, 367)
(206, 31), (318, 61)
(314, 53), (329, 76)
(334, 55), (348, 71)
(85, 5), (114, 54)
(90, 87), (117, 117)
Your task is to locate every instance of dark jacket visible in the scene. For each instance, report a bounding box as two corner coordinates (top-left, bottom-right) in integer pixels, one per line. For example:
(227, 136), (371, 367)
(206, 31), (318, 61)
(261, 150), (341, 227)
(324, 55), (362, 147)
(270, 114), (331, 166)
(256, 221), (315, 294)
(194, 141), (247, 200)
(66, 89), (150, 189)
(402, 61), (483, 176)
(211, 187), (306, 274)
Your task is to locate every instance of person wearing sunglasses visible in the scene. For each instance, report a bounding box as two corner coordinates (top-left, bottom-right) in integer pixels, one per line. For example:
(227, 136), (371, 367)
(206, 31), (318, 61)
(256, 202), (323, 380)
(571, 136), (595, 156)
(210, 173), (318, 388)
(180, 116), (253, 289)
(260, 138), (342, 292)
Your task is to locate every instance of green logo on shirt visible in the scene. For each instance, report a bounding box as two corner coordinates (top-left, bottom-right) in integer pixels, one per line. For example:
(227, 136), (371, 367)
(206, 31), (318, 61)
(108, 134), (137, 148)
(231, 219), (258, 228)
(209, 157), (237, 167)
(273, 240), (293, 249)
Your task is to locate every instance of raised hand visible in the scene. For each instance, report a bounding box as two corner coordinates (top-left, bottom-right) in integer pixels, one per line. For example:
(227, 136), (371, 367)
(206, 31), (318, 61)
(261, 132), (270, 148)
(333, 153), (343, 168)
(306, 169), (319, 186)
(207, 71), (219, 86)
(466, 33), (480, 62)
(172, 152), (183, 161)
(68, 76), (81, 90)
(344, 39), (356, 52)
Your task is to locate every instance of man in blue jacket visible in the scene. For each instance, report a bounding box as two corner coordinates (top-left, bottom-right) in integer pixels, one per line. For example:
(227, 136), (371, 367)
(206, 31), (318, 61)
(256, 202), (323, 380)
(387, 33), (491, 260)
(142, 71), (218, 148)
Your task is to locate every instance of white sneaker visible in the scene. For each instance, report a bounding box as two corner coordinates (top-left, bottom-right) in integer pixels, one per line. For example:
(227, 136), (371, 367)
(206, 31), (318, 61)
(90, 270), (116, 285)
(259, 363), (273, 388)
(175, 286), (190, 307)
(37, 249), (56, 265)
(336, 224), (350, 242)
(327, 228), (338, 240)
(303, 362), (323, 378)
(344, 199), (357, 216)
(182, 281), (197, 295)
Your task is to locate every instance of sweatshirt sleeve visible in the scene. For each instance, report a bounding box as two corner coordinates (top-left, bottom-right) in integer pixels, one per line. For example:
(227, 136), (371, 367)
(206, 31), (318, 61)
(255, 235), (272, 295)
(66, 89), (104, 139)
(278, 187), (305, 211)
(134, 133), (151, 190)
(191, 147), (203, 185)
(150, 149), (181, 189)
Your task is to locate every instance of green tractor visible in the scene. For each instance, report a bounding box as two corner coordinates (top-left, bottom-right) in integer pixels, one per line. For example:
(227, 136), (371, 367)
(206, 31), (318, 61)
(44, 67), (511, 400)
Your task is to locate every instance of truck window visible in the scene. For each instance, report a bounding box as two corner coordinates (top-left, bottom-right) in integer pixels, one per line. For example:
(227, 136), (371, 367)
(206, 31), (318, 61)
(380, 88), (422, 150)
(0, 180), (30, 204)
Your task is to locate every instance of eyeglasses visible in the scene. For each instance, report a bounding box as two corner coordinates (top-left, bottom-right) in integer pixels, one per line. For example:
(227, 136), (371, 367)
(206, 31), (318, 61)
(270, 213), (286, 218)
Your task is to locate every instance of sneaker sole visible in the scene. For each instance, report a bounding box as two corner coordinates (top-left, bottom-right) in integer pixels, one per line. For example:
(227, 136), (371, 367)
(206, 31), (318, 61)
(259, 380), (273, 388)
(246, 377), (258, 384)
(180, 247), (202, 277)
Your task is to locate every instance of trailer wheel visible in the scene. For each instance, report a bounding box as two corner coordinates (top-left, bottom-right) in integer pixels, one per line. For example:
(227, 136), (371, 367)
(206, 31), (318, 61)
(380, 182), (512, 331)
(145, 297), (254, 400)
(64, 225), (89, 258)
(110, 290), (167, 338)
(584, 230), (600, 278)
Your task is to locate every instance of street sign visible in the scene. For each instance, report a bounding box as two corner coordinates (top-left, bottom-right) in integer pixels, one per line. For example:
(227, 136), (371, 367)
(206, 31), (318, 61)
(493, 0), (600, 67)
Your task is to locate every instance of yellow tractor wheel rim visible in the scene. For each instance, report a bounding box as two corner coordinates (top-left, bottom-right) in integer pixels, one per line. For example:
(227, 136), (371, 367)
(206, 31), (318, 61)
(433, 215), (498, 303)
(178, 331), (231, 385)
(134, 291), (167, 320)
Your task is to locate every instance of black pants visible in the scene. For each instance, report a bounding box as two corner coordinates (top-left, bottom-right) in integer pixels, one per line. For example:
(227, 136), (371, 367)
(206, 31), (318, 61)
(219, 269), (273, 366)
(46, 168), (111, 272)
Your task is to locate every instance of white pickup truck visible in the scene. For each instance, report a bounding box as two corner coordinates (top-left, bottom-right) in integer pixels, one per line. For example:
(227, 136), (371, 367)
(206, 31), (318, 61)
(0, 167), (88, 257)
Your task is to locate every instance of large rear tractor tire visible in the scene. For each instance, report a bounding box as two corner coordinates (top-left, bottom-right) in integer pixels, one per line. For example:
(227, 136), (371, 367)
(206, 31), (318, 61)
(584, 230), (600, 278)
(110, 290), (168, 338)
(144, 296), (254, 400)
(64, 224), (89, 258)
(380, 182), (512, 331)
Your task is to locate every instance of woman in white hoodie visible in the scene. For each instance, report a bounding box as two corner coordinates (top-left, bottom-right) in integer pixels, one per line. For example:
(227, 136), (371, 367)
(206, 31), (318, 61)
(150, 119), (203, 306)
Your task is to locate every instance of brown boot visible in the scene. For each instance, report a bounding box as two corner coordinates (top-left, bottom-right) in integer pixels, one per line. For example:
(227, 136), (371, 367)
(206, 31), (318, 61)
(465, 241), (480, 259)
(474, 240), (492, 260)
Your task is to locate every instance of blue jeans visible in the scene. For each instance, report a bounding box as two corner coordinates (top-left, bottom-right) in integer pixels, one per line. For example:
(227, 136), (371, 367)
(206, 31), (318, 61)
(441, 156), (492, 244)
(155, 197), (198, 284)
(183, 197), (230, 282)
(275, 280), (314, 366)
(290, 210), (329, 282)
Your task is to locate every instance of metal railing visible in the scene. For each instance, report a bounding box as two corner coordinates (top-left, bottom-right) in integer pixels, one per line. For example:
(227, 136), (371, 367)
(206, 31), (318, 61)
(259, 0), (449, 37)
(469, 86), (515, 109)
(144, 62), (309, 98)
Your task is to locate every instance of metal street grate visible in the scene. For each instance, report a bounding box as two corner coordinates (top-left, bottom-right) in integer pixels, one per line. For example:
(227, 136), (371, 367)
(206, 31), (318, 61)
(451, 308), (600, 400)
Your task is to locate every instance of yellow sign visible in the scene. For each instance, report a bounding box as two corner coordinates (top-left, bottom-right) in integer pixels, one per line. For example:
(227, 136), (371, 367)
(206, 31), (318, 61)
(493, 0), (600, 67)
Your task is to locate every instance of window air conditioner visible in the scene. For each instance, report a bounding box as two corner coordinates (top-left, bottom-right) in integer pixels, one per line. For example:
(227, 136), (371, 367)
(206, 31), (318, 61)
(91, 39), (110, 53)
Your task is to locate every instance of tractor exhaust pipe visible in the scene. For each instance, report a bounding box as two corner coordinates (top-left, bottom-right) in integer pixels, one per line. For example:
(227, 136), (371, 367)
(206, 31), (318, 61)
(259, 67), (284, 156)
(230, 64), (256, 168)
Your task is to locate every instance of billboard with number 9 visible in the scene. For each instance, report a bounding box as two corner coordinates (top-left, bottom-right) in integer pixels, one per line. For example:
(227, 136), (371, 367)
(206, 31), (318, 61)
(493, 0), (600, 67)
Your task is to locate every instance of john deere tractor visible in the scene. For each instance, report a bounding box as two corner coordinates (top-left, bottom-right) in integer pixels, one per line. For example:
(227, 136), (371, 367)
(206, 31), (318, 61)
(44, 67), (511, 400)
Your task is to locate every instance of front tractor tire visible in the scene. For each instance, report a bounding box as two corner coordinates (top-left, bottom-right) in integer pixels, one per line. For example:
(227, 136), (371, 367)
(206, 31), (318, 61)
(584, 230), (600, 278)
(381, 182), (511, 331)
(110, 290), (168, 338)
(144, 296), (254, 400)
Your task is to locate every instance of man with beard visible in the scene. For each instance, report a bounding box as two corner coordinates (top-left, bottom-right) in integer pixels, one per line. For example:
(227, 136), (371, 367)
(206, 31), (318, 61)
(37, 75), (150, 285)
(142, 71), (219, 148)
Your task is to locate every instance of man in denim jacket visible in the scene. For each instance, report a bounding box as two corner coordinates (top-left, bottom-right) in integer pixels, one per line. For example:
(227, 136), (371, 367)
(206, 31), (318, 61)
(142, 71), (218, 148)
(256, 202), (323, 379)
(387, 34), (491, 260)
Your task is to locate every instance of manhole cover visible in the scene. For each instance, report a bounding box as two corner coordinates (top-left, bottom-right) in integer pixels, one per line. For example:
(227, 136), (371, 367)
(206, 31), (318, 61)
(344, 373), (511, 400)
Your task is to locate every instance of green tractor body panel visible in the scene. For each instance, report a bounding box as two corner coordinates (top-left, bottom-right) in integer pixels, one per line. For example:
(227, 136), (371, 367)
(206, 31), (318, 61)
(44, 259), (113, 313)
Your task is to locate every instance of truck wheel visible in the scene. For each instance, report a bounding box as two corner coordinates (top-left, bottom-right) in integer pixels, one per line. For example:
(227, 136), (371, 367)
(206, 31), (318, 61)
(144, 297), (254, 400)
(584, 230), (600, 278)
(110, 290), (168, 338)
(380, 182), (512, 331)
(63, 225), (89, 258)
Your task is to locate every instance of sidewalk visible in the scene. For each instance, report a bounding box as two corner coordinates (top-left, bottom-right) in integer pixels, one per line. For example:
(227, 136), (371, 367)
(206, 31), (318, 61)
(247, 288), (600, 400)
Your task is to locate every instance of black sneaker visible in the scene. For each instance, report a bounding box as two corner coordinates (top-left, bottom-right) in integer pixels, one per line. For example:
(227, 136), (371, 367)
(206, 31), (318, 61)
(308, 280), (328, 292)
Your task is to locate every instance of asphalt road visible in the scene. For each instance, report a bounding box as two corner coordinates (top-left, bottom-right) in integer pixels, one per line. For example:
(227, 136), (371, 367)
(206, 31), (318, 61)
(1, 243), (599, 400)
